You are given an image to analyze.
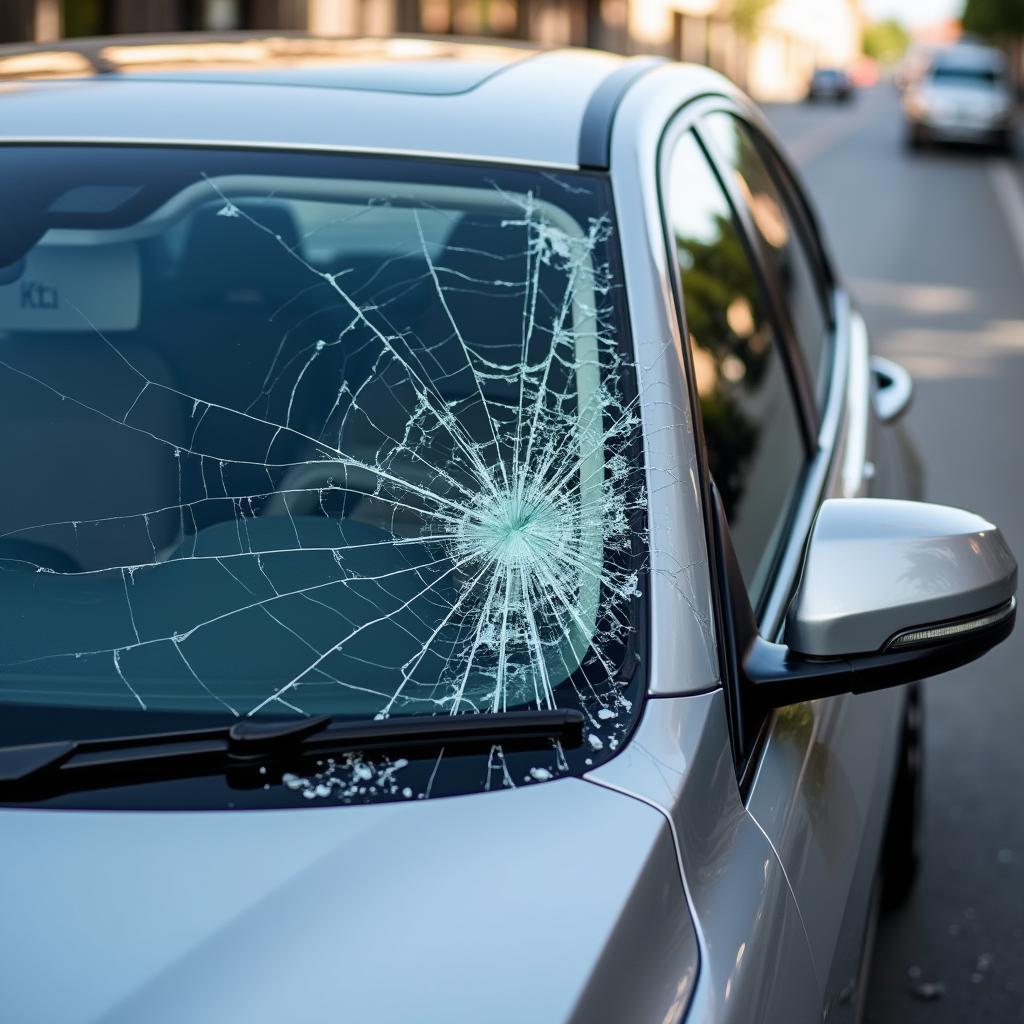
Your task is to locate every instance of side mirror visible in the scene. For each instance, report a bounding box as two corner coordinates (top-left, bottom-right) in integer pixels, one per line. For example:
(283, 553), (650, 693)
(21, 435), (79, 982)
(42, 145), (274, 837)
(870, 355), (913, 423)
(714, 495), (1016, 750)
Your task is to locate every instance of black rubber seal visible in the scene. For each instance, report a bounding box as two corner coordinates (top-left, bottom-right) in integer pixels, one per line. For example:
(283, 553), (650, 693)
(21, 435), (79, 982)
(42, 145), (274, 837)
(577, 56), (666, 169)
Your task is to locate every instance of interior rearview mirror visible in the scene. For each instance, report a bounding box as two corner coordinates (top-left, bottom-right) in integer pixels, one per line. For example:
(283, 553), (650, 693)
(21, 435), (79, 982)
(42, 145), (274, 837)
(713, 496), (1016, 749)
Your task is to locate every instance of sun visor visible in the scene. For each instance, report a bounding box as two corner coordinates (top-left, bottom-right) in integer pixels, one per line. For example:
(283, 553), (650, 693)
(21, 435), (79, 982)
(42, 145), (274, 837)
(0, 243), (141, 332)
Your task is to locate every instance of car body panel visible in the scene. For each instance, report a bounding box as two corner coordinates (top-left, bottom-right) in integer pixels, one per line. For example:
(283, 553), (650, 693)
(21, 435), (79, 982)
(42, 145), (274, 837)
(0, 46), (614, 167)
(608, 63), (761, 698)
(619, 79), (916, 1024)
(0, 43), (703, 172)
(747, 688), (901, 1021)
(745, 312), (911, 1019)
(589, 691), (821, 1024)
(609, 61), (918, 1024)
(0, 778), (698, 1024)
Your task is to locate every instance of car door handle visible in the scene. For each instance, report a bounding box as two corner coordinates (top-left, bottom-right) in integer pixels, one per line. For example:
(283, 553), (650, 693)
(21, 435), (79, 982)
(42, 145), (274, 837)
(870, 355), (913, 423)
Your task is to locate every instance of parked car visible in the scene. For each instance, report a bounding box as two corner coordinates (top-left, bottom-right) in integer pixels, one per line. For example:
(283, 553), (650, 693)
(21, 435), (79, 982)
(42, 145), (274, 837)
(0, 35), (1016, 1024)
(904, 42), (1017, 150)
(807, 66), (853, 101)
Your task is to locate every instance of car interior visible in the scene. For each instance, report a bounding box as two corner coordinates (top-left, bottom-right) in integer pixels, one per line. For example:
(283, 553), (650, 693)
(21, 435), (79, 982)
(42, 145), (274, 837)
(0, 178), (609, 714)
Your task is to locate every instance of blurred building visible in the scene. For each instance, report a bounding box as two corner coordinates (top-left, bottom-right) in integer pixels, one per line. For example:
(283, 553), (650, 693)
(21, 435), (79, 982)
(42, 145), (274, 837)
(0, 0), (861, 99)
(912, 18), (962, 48)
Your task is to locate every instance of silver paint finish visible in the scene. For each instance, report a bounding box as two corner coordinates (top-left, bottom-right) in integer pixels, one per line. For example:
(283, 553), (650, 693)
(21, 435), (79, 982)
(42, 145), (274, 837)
(0, 49), (623, 168)
(746, 688), (902, 1023)
(609, 64), (754, 696)
(746, 306), (907, 1023)
(785, 497), (1017, 657)
(604, 65), (920, 1024)
(588, 691), (821, 1024)
(0, 779), (698, 1024)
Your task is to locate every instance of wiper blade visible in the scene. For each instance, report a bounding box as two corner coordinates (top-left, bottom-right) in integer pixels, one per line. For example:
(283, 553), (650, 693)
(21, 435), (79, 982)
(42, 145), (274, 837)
(0, 709), (584, 800)
(0, 714), (333, 786)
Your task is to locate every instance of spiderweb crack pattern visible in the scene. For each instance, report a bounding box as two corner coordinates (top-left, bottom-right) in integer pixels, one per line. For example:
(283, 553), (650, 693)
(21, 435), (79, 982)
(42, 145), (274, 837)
(0, 170), (648, 798)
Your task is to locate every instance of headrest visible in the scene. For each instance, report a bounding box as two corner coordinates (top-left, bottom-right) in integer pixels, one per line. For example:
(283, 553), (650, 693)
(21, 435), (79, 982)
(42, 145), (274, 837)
(409, 211), (568, 386)
(176, 201), (307, 308)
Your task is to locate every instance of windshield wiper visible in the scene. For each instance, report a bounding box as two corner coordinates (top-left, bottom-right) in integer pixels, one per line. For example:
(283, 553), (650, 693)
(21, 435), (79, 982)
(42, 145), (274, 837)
(0, 709), (584, 800)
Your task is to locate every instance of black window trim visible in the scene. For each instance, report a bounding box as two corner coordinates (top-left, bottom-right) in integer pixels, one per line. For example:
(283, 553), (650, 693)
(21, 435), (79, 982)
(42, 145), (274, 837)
(655, 103), (741, 764)
(688, 118), (818, 627)
(657, 102), (812, 762)
(736, 119), (839, 409)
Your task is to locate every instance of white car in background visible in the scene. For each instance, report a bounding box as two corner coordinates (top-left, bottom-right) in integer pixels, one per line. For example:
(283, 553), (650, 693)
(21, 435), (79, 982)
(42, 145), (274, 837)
(905, 43), (1017, 151)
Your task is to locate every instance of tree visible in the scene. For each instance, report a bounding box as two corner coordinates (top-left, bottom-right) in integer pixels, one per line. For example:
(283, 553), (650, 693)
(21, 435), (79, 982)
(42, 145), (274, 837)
(862, 19), (910, 63)
(962, 0), (1024, 40)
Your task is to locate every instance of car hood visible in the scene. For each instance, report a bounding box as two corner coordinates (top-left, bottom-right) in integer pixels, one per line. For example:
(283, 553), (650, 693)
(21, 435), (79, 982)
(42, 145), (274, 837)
(0, 777), (697, 1024)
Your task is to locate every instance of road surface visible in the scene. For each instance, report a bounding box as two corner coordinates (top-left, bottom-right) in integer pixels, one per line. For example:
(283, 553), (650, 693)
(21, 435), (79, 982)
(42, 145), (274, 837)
(764, 86), (1024, 1023)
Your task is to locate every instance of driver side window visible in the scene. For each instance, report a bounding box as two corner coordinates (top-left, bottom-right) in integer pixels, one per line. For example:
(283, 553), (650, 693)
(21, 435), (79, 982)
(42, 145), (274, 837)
(665, 129), (809, 611)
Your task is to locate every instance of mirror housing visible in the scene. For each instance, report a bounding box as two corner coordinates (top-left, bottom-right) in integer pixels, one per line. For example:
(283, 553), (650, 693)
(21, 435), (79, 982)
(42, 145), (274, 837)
(785, 498), (1015, 657)
(713, 495), (1016, 753)
(870, 355), (913, 423)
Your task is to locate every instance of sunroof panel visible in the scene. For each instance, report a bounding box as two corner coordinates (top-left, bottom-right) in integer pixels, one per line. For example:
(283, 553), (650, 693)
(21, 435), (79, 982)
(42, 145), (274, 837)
(0, 37), (536, 94)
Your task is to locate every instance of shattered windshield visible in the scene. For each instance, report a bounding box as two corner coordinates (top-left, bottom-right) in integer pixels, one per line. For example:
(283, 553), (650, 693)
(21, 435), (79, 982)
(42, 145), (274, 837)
(0, 146), (646, 807)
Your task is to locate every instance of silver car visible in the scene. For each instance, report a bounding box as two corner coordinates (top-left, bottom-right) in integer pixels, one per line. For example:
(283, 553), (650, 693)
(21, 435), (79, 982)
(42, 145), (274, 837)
(905, 42), (1017, 150)
(0, 35), (1016, 1024)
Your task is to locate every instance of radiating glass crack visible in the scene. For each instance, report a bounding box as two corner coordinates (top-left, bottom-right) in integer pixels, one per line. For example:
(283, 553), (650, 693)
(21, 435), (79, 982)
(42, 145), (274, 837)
(0, 153), (648, 800)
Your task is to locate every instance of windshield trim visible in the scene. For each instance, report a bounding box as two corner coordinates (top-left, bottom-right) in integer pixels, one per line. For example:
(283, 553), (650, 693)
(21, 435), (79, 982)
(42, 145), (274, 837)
(0, 137), (581, 172)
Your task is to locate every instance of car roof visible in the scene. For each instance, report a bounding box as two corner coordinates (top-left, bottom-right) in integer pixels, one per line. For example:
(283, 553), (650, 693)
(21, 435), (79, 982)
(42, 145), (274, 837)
(931, 42), (1007, 71)
(0, 33), (684, 169)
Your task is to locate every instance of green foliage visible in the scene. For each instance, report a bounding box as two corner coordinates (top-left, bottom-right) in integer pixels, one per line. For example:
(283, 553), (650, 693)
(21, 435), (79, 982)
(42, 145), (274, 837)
(863, 19), (910, 62)
(62, 0), (107, 39)
(676, 214), (767, 514)
(731, 0), (774, 41)
(962, 0), (1024, 39)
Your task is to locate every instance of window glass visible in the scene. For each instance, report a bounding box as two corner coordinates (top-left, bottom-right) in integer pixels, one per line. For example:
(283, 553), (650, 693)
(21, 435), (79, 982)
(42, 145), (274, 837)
(666, 130), (806, 605)
(931, 62), (1003, 86)
(0, 146), (645, 807)
(702, 112), (829, 391)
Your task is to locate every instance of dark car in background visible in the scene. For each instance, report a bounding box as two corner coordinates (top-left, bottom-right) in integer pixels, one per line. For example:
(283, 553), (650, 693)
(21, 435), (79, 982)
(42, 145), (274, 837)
(807, 66), (853, 102)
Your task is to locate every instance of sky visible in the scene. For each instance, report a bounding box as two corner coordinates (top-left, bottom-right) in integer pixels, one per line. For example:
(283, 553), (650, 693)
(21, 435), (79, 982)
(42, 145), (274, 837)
(861, 0), (963, 27)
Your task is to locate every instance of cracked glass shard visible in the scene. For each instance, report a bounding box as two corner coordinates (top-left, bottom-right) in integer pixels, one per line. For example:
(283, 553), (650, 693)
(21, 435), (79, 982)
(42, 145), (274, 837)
(0, 147), (647, 802)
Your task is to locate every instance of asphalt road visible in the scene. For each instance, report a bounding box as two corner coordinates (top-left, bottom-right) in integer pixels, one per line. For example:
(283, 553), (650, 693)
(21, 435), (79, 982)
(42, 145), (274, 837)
(764, 87), (1024, 1023)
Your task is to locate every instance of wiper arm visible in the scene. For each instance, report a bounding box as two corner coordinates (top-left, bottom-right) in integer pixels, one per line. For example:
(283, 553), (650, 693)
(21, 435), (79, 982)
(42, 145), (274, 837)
(0, 709), (584, 800)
